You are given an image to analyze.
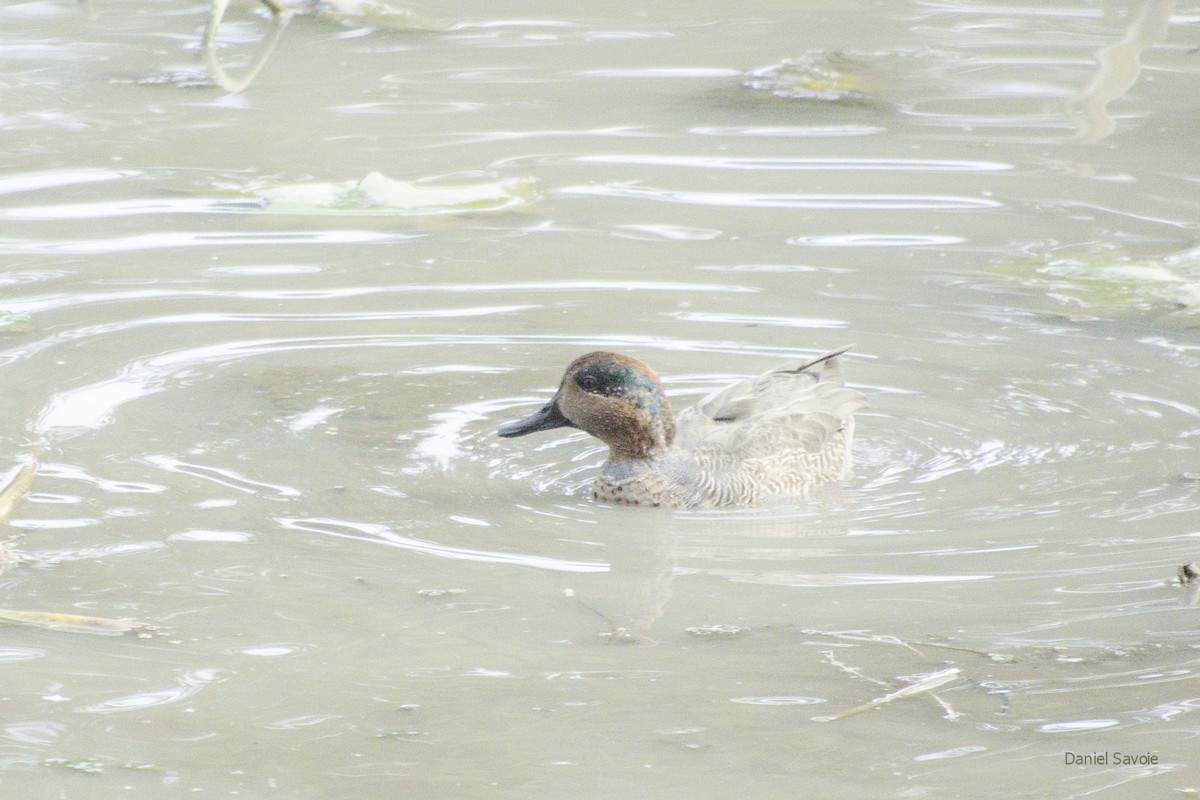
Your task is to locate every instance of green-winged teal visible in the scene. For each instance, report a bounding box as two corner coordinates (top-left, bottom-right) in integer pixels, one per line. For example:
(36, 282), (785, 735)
(498, 347), (867, 508)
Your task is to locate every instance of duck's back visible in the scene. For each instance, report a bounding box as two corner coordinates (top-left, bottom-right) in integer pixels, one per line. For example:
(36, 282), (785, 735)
(663, 347), (867, 506)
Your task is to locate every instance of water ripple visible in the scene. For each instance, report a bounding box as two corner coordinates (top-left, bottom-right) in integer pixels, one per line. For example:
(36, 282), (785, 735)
(568, 155), (1014, 172)
(277, 517), (608, 574)
(559, 183), (1001, 210)
(0, 280), (754, 316)
(668, 311), (848, 330)
(688, 125), (886, 137)
(0, 230), (415, 255)
(23, 334), (829, 440)
(0, 169), (136, 196)
(146, 456), (302, 500)
(77, 668), (226, 715)
(788, 233), (968, 247)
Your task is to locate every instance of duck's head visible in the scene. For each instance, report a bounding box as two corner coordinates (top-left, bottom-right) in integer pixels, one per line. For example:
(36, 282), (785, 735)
(498, 352), (676, 462)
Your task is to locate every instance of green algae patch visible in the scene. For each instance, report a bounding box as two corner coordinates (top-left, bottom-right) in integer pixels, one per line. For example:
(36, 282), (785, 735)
(999, 244), (1200, 324)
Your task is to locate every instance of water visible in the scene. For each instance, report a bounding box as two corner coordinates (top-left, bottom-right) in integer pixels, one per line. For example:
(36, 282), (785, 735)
(2, 0), (1199, 796)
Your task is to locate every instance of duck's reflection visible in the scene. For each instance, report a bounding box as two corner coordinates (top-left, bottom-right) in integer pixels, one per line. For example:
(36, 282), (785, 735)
(561, 503), (853, 641)
(562, 519), (675, 642)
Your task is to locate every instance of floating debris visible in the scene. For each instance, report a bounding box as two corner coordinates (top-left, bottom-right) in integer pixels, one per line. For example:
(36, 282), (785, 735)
(801, 628), (997, 659)
(0, 608), (160, 637)
(0, 538), (17, 560)
(109, 71), (215, 89)
(0, 453), (38, 573)
(0, 457), (37, 526)
(416, 588), (466, 598)
(1000, 243), (1200, 323)
(203, 0), (293, 93)
(43, 757), (162, 775)
(743, 53), (868, 104)
(0, 540), (23, 572)
(0, 313), (32, 333)
(1180, 563), (1199, 585)
(599, 626), (641, 645)
(247, 172), (538, 215)
(202, 0), (453, 92)
(309, 0), (451, 29)
(813, 667), (962, 722)
(685, 624), (747, 639)
(43, 758), (105, 775)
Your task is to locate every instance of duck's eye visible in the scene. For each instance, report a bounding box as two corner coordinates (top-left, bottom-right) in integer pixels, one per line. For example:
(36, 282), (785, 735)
(574, 361), (629, 396)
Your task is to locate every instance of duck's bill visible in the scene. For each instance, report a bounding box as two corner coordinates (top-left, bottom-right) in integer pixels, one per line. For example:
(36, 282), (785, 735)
(498, 400), (572, 437)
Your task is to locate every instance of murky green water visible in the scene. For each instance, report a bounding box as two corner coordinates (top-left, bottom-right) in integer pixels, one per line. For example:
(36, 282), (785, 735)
(2, 0), (1199, 796)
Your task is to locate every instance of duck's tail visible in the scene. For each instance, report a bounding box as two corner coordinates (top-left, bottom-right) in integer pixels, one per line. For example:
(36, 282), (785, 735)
(791, 344), (854, 377)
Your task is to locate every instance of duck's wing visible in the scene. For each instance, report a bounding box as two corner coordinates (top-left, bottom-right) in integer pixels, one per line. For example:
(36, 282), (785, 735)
(673, 346), (863, 453)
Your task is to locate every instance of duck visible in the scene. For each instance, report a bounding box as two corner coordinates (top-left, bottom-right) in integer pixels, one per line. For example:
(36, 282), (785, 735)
(497, 346), (867, 508)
